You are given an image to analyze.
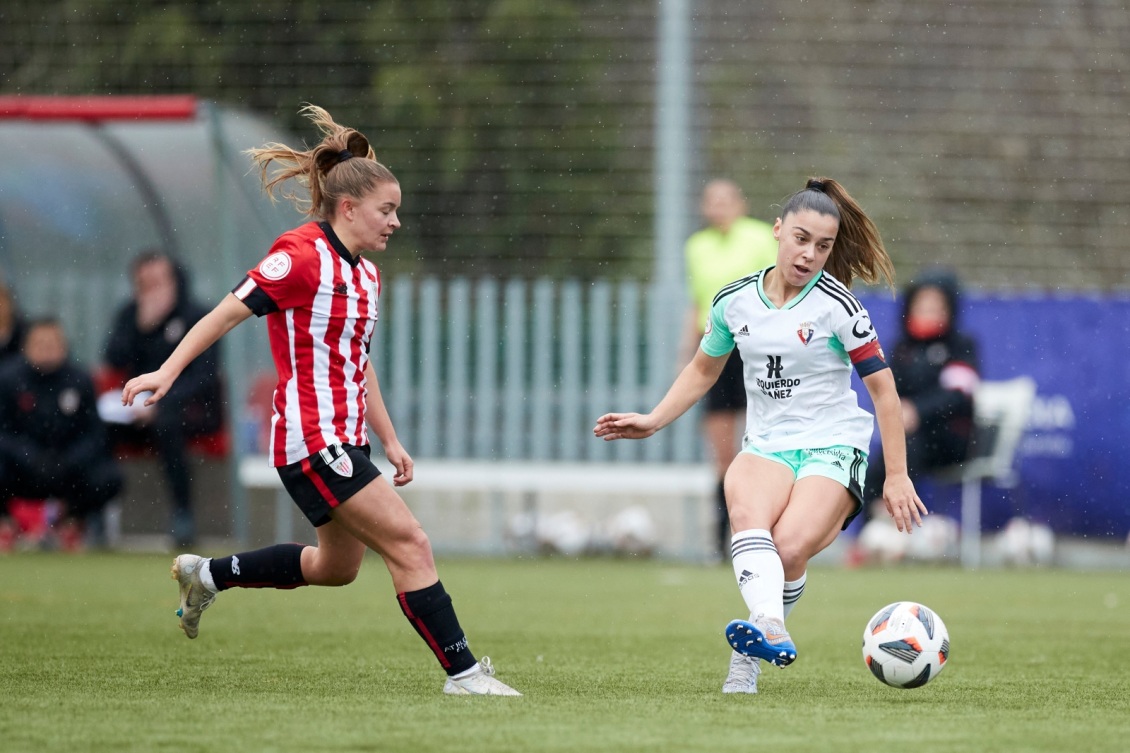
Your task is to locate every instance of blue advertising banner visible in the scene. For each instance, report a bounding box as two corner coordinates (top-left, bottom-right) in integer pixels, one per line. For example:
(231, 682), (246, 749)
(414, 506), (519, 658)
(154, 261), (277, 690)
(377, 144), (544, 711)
(855, 292), (1130, 540)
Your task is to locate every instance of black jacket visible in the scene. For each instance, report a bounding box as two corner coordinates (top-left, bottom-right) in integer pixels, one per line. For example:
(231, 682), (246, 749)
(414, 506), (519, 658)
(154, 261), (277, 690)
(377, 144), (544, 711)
(103, 265), (222, 413)
(0, 357), (114, 475)
(890, 273), (978, 438)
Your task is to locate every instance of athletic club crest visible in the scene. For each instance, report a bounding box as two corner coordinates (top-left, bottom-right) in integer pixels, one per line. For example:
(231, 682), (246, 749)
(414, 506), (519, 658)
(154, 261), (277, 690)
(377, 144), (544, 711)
(797, 321), (815, 345)
(320, 444), (354, 477)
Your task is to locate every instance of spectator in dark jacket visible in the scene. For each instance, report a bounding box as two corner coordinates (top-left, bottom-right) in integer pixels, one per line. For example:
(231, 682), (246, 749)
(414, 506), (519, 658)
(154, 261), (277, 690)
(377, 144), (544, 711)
(862, 271), (980, 513)
(102, 252), (224, 548)
(0, 318), (123, 551)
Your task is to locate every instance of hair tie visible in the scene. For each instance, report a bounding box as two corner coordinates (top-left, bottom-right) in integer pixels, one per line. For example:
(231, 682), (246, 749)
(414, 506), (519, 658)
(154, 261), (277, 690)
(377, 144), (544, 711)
(337, 149), (354, 163)
(806, 178), (826, 193)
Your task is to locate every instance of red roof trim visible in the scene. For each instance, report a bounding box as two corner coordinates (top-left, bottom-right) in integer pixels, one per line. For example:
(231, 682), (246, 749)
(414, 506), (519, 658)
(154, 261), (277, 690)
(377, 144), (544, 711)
(0, 95), (198, 121)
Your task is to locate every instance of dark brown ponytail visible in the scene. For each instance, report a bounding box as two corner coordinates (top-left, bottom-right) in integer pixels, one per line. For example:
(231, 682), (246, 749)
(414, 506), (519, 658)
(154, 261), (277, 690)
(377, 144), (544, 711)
(246, 104), (397, 219)
(780, 177), (895, 291)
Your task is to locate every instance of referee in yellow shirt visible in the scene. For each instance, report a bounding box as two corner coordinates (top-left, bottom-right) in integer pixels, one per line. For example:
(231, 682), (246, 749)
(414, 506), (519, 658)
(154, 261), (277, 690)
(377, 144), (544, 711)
(681, 179), (778, 559)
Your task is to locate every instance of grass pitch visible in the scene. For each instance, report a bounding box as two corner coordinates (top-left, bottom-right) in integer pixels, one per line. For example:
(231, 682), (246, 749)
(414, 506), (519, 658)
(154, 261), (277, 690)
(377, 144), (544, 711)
(1, 553), (1128, 752)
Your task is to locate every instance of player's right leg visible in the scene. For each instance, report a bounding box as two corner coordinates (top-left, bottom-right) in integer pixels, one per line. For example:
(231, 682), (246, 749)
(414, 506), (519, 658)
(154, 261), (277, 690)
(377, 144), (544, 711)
(726, 616), (797, 667)
(723, 453), (798, 665)
(171, 523), (365, 639)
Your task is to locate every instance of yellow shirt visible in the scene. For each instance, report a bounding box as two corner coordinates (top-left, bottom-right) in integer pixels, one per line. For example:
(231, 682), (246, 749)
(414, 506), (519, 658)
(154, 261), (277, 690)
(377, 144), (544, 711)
(685, 216), (778, 329)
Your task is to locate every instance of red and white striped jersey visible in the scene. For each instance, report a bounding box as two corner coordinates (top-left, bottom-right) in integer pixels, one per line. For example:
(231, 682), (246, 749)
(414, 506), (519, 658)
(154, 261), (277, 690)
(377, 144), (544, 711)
(233, 221), (381, 466)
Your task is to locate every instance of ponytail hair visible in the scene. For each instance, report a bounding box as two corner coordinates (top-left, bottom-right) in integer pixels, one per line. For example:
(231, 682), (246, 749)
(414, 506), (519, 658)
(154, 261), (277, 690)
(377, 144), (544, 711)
(245, 104), (397, 219)
(780, 177), (895, 291)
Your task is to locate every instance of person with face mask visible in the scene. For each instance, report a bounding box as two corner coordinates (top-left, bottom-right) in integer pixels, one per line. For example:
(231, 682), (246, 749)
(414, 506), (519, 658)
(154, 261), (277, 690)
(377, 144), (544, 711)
(0, 318), (123, 551)
(859, 271), (980, 516)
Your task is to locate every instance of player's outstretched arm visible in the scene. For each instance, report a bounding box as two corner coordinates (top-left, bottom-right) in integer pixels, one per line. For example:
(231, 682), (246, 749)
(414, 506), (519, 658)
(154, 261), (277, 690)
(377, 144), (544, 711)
(594, 348), (728, 441)
(122, 294), (252, 408)
(862, 368), (928, 533)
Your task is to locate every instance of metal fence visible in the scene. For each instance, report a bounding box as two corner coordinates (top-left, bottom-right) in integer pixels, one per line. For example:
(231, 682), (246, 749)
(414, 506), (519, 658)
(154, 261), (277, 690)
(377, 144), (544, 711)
(373, 276), (702, 463)
(24, 269), (704, 464)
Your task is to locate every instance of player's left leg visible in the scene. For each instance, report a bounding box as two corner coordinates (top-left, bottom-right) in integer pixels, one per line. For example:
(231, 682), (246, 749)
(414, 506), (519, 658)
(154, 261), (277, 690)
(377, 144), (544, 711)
(774, 475), (858, 581)
(331, 478), (520, 696)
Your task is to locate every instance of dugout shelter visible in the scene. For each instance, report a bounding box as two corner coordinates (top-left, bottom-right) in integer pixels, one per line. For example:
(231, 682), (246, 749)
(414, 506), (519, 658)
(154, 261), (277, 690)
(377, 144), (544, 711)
(0, 95), (302, 543)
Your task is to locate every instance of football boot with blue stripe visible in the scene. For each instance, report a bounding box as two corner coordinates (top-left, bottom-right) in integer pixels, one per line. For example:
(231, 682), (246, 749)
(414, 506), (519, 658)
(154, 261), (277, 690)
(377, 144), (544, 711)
(725, 617), (797, 667)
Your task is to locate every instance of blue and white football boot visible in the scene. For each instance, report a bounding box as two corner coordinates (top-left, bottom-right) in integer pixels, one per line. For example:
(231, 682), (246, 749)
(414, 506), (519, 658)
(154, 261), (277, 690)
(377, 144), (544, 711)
(725, 616), (797, 667)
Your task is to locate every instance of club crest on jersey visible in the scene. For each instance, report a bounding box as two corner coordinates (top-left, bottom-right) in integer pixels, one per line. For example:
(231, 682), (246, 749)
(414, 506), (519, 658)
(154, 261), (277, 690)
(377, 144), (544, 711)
(320, 445), (353, 477)
(259, 252), (292, 281)
(797, 321), (815, 345)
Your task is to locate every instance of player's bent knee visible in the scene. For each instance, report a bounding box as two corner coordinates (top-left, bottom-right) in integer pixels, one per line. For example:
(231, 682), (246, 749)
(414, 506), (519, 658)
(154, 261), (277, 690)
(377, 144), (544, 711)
(390, 527), (435, 572)
(321, 564), (361, 587)
(774, 538), (812, 575)
(307, 558), (361, 587)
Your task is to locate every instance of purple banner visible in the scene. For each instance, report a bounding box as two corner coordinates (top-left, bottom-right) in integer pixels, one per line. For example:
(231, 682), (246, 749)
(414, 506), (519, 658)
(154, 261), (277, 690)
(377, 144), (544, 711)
(855, 292), (1130, 540)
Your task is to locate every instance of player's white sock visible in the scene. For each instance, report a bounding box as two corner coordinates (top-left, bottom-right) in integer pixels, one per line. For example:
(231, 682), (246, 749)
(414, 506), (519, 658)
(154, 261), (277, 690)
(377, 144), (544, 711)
(198, 558), (218, 593)
(783, 570), (807, 621)
(731, 529), (784, 622)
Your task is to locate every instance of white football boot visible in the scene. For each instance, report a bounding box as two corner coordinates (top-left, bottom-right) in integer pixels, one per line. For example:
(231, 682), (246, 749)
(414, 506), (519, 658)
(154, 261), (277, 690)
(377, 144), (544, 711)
(171, 554), (217, 639)
(722, 650), (761, 694)
(443, 657), (522, 696)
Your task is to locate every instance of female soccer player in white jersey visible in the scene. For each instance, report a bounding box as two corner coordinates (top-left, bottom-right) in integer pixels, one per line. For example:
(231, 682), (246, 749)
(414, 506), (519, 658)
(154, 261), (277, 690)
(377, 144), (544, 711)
(594, 177), (927, 694)
(121, 105), (519, 696)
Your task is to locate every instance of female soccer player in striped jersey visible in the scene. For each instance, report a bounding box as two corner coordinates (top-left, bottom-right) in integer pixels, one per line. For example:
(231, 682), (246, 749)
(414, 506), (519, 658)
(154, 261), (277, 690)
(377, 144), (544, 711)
(594, 177), (927, 694)
(122, 105), (519, 696)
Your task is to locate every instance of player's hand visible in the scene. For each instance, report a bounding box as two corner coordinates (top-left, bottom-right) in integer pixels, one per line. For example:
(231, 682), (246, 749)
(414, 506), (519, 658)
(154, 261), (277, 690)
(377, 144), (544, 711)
(385, 442), (414, 486)
(883, 472), (928, 533)
(593, 412), (660, 441)
(122, 369), (175, 407)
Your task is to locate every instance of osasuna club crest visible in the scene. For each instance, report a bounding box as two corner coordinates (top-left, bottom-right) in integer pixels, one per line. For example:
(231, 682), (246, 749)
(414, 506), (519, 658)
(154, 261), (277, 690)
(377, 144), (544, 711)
(319, 444), (353, 477)
(797, 321), (815, 345)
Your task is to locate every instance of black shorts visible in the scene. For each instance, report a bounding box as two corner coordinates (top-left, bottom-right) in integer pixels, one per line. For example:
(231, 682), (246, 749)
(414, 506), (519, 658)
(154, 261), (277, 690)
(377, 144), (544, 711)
(705, 350), (746, 412)
(277, 443), (382, 527)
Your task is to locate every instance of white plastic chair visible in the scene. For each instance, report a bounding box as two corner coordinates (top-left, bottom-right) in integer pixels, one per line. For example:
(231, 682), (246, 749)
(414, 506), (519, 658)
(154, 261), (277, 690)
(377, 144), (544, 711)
(932, 376), (1038, 568)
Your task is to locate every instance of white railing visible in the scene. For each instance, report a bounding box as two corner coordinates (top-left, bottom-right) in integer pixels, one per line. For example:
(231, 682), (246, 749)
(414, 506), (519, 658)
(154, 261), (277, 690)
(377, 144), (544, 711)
(23, 270), (705, 464)
(373, 276), (703, 463)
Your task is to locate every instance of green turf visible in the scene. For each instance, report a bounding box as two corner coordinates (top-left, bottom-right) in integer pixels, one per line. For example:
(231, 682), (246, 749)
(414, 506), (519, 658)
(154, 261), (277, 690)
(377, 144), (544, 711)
(1, 553), (1128, 752)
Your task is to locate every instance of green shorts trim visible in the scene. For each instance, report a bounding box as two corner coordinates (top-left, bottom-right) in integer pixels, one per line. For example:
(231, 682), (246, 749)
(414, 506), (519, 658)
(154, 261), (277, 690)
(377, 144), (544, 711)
(740, 444), (868, 530)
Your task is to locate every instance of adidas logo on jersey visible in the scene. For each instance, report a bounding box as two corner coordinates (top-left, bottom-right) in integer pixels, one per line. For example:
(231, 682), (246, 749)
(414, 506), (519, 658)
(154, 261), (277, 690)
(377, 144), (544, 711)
(736, 325), (750, 337)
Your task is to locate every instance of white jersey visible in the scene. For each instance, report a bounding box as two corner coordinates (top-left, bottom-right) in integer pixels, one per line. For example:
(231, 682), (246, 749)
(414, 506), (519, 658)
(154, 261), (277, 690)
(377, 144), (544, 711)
(701, 268), (889, 454)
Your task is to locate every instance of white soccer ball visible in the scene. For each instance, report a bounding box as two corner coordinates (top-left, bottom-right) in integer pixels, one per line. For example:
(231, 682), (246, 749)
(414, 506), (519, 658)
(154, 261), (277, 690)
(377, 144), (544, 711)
(862, 601), (950, 689)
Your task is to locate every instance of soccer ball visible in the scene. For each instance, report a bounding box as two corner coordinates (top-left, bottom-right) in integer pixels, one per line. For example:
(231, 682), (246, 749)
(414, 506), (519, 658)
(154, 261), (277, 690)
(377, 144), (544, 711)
(862, 601), (950, 689)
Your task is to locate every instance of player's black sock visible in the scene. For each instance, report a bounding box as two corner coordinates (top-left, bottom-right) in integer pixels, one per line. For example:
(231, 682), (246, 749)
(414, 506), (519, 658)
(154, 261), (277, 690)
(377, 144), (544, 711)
(397, 580), (478, 676)
(209, 543), (307, 591)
